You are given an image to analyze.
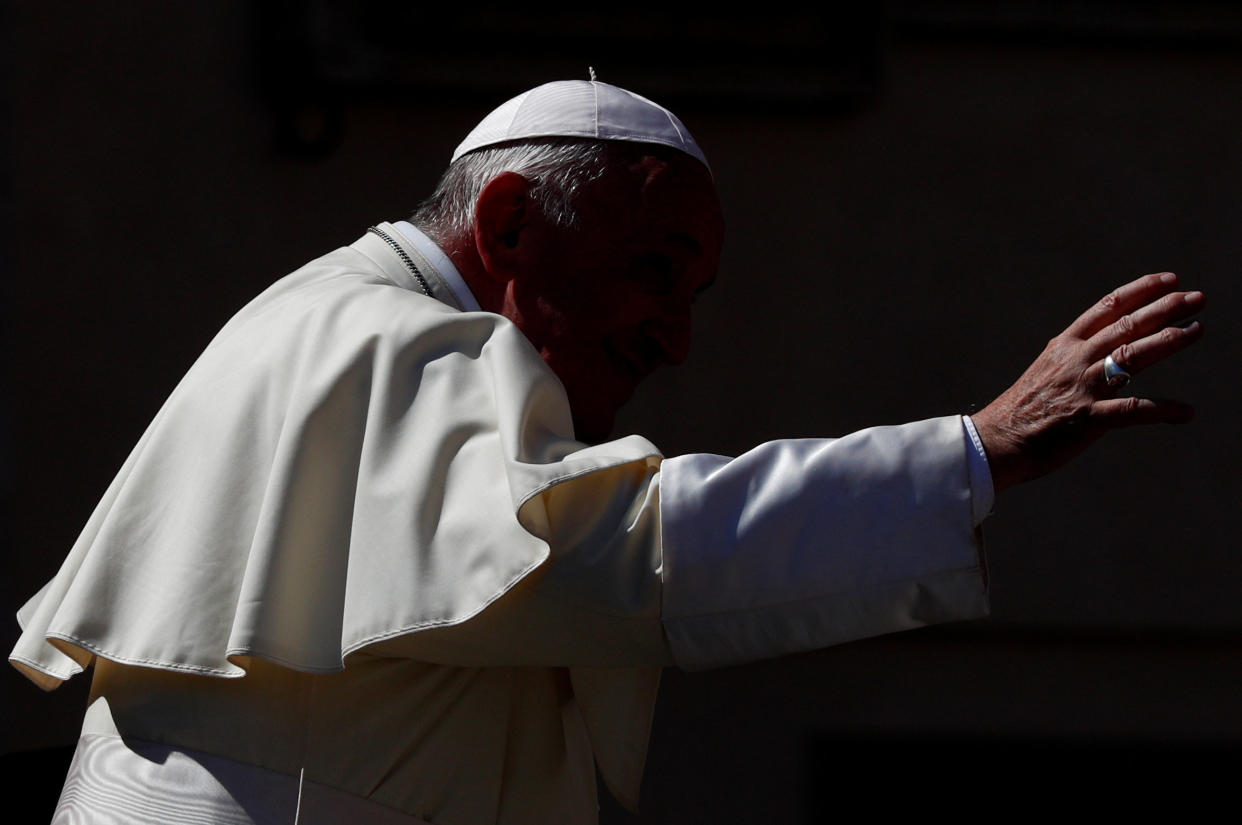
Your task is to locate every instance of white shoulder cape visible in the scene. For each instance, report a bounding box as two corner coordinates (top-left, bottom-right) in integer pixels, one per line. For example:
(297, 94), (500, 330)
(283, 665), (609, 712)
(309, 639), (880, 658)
(11, 230), (663, 689)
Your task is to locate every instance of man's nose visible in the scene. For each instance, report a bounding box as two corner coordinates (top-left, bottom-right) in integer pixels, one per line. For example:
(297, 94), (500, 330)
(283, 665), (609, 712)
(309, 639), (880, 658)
(642, 312), (692, 366)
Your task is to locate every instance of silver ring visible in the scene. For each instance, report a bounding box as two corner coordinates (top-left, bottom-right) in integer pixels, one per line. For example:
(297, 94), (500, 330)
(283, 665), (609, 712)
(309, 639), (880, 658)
(1103, 354), (1131, 388)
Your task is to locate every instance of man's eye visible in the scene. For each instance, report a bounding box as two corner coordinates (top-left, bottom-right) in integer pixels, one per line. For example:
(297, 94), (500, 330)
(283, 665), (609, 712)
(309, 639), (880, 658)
(628, 256), (674, 294)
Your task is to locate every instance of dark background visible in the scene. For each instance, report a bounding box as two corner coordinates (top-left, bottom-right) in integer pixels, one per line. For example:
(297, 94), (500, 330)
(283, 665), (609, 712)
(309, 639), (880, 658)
(3, 2), (1241, 820)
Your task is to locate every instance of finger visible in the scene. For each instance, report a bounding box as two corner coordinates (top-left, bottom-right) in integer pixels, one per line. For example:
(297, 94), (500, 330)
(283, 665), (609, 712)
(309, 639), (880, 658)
(1091, 396), (1195, 428)
(1101, 319), (1204, 379)
(1087, 290), (1205, 360)
(1065, 272), (1180, 340)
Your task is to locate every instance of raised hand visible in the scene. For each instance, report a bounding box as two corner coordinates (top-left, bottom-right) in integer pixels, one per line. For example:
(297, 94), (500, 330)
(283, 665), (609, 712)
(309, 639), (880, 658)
(972, 272), (1204, 493)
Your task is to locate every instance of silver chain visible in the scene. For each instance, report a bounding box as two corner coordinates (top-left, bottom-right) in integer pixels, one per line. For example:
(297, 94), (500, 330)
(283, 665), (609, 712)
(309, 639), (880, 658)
(366, 226), (432, 297)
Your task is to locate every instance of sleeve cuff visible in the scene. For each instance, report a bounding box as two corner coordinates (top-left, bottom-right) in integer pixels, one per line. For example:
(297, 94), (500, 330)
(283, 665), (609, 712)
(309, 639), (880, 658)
(961, 415), (995, 525)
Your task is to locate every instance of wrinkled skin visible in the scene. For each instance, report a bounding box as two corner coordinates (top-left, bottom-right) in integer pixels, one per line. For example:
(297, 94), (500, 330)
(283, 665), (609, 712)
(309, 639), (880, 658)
(973, 271), (1204, 492)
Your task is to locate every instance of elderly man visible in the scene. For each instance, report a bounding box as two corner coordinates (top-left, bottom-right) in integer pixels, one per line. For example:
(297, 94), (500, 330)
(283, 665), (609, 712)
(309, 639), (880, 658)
(11, 81), (1202, 824)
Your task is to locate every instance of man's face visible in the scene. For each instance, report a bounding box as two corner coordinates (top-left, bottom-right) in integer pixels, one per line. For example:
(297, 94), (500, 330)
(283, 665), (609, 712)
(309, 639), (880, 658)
(502, 152), (724, 442)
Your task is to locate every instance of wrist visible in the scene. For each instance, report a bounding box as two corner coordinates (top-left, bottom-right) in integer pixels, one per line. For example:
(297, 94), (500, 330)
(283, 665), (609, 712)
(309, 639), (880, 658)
(970, 405), (1022, 495)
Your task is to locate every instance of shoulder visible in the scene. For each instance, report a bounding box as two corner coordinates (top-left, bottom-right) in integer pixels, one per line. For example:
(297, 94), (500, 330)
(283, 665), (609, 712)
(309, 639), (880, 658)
(176, 245), (555, 417)
(222, 245), (510, 356)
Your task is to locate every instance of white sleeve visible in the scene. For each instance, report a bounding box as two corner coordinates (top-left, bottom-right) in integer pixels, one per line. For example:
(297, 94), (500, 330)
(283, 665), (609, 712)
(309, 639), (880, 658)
(382, 415), (989, 672)
(659, 415), (990, 670)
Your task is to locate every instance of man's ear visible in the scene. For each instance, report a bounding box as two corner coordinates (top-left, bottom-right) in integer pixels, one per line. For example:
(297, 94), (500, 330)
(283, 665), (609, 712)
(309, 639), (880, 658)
(473, 172), (534, 283)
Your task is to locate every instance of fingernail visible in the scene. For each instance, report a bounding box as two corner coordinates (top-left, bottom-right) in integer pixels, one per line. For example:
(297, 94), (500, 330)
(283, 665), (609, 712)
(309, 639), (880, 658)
(1184, 320), (1202, 333)
(1160, 272), (1178, 284)
(1184, 291), (1203, 304)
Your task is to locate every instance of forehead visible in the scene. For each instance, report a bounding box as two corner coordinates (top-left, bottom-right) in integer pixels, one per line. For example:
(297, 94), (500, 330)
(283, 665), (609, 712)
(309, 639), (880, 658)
(578, 150), (724, 249)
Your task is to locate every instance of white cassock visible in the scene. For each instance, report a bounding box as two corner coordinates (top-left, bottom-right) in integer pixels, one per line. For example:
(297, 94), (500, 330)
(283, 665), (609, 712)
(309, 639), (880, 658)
(10, 222), (991, 825)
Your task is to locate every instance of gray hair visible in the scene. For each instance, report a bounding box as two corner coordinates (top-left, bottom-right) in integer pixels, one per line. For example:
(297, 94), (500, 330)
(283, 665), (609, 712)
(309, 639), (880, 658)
(410, 138), (616, 250)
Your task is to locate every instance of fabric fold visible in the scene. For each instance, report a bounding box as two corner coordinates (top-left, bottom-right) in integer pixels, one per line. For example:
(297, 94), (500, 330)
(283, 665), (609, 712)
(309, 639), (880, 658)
(10, 237), (661, 691)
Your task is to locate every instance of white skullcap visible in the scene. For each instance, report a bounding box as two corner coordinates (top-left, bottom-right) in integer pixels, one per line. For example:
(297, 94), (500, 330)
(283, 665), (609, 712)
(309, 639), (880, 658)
(451, 80), (710, 171)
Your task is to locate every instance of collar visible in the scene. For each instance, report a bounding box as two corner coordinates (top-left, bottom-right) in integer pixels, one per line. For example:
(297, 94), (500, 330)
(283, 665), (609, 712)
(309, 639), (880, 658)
(393, 221), (482, 312)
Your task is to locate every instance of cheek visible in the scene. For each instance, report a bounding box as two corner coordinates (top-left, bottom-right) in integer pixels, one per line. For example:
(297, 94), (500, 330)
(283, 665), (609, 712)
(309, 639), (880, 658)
(538, 337), (604, 387)
(504, 282), (574, 352)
